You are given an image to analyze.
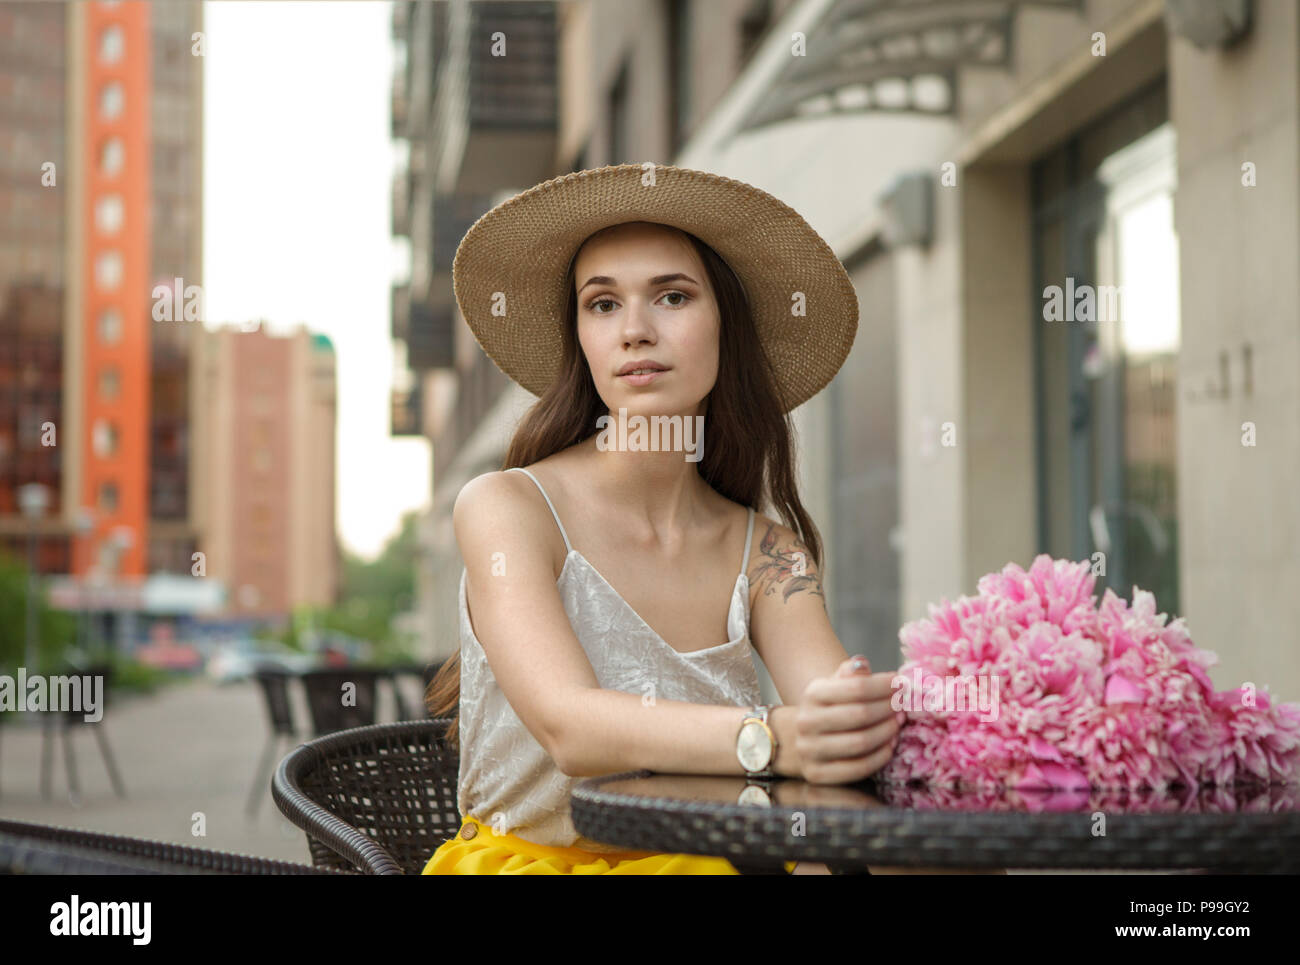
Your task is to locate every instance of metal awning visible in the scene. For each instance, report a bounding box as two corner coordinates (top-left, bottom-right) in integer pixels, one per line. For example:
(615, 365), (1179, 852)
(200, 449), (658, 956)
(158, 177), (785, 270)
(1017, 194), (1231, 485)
(735, 0), (1081, 131)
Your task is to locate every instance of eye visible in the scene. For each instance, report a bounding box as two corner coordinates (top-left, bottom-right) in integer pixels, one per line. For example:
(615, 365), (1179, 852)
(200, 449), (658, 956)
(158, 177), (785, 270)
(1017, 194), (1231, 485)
(584, 290), (691, 314)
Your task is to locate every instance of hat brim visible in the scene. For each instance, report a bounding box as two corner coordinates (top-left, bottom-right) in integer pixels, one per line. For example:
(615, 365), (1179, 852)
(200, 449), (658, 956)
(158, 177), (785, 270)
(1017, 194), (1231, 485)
(451, 163), (859, 413)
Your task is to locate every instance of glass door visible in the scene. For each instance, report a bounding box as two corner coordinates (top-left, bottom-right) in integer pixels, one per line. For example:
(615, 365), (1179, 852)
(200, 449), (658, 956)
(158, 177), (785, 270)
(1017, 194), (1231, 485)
(1093, 124), (1180, 611)
(1032, 85), (1180, 615)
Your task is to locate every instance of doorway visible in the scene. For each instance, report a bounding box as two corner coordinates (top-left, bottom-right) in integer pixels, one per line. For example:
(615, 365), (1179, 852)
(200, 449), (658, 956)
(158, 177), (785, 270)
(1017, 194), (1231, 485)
(1032, 83), (1181, 614)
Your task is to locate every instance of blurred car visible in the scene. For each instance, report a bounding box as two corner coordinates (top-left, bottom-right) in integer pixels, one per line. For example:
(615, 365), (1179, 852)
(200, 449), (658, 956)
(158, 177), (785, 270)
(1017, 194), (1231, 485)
(205, 639), (317, 683)
(134, 640), (204, 672)
(301, 630), (372, 666)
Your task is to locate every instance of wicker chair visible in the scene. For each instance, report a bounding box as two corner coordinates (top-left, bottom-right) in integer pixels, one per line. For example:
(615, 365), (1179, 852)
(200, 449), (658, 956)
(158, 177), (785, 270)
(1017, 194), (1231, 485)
(380, 659), (445, 721)
(0, 817), (347, 874)
(272, 718), (460, 874)
(246, 668), (299, 817)
(300, 669), (384, 736)
(40, 662), (127, 803)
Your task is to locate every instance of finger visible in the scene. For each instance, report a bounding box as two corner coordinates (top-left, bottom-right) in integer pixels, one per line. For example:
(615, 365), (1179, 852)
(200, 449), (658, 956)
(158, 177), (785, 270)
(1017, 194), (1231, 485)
(799, 715), (898, 764)
(798, 698), (897, 734)
(803, 739), (897, 786)
(835, 655), (870, 677)
(805, 671), (898, 705)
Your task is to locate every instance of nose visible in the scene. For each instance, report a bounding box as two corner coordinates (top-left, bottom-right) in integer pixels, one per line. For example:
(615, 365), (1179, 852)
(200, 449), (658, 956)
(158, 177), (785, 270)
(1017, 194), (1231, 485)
(620, 301), (656, 348)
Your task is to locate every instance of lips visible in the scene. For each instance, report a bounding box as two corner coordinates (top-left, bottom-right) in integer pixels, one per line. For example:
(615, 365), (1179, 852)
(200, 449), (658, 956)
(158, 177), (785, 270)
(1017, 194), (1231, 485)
(616, 361), (669, 376)
(618, 368), (667, 386)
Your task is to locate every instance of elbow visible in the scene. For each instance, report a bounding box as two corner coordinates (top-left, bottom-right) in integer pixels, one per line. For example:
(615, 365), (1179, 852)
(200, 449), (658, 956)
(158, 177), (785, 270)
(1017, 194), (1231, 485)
(551, 740), (585, 779)
(547, 715), (595, 778)
(545, 716), (580, 778)
(553, 748), (580, 778)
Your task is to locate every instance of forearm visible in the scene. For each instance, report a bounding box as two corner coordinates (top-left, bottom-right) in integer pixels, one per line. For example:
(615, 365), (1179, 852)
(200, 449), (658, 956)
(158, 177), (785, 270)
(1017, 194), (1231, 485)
(553, 689), (802, 779)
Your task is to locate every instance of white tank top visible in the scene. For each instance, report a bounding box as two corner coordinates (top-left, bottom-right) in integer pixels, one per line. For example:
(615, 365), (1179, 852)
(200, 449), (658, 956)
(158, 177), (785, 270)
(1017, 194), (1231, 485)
(455, 466), (763, 850)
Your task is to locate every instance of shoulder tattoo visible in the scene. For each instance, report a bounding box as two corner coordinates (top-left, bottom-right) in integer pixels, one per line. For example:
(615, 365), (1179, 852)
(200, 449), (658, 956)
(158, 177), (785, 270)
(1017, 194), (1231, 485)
(752, 523), (825, 604)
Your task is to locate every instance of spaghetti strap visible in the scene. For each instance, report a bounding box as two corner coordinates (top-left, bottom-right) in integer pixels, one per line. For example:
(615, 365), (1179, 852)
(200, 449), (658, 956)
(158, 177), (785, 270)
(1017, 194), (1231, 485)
(741, 506), (755, 579)
(505, 467), (573, 554)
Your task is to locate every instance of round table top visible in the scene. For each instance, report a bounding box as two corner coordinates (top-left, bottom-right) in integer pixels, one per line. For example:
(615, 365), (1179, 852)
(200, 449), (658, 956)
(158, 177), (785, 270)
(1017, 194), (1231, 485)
(570, 772), (1300, 872)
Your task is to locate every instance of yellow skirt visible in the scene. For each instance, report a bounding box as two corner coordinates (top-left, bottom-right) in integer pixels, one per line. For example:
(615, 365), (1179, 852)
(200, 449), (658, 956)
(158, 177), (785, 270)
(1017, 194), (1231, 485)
(421, 814), (797, 875)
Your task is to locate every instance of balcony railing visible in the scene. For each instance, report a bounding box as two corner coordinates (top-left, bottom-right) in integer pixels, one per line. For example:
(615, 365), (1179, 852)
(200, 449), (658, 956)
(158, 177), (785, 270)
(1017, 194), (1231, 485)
(392, 168), (411, 238)
(432, 192), (494, 275)
(432, 348), (510, 469)
(391, 65), (409, 139)
(391, 282), (410, 340)
(430, 0), (558, 195)
(391, 0), (410, 40)
(406, 300), (455, 371)
(391, 384), (423, 437)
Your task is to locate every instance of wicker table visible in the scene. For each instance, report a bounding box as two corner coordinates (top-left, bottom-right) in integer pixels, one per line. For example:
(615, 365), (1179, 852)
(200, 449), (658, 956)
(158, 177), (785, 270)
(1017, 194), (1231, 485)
(570, 772), (1300, 873)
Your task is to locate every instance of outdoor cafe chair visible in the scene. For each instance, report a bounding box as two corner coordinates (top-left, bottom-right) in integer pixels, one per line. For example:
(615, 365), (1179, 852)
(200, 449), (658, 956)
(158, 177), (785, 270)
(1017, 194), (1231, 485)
(39, 662), (127, 804)
(272, 718), (460, 874)
(379, 659), (445, 721)
(246, 667), (299, 817)
(0, 817), (348, 875)
(300, 668), (383, 736)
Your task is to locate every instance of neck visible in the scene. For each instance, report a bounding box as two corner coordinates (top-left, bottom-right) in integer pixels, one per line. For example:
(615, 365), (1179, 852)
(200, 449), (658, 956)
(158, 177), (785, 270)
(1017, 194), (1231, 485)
(581, 408), (712, 548)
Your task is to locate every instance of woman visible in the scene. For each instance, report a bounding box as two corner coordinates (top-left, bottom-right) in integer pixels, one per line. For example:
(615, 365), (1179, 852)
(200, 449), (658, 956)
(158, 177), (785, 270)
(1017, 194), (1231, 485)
(422, 163), (899, 874)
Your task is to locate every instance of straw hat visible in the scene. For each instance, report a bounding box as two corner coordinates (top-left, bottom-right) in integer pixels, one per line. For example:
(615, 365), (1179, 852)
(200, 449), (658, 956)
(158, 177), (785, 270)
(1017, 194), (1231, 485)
(451, 163), (859, 413)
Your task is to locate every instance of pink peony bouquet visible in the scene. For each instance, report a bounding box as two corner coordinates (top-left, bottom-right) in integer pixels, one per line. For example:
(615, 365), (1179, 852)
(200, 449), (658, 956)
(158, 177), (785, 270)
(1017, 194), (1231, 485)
(876, 554), (1300, 791)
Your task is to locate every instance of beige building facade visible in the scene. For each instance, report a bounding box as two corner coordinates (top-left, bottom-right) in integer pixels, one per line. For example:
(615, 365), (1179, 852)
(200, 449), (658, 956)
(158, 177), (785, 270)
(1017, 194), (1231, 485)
(395, 0), (1299, 705)
(192, 323), (339, 621)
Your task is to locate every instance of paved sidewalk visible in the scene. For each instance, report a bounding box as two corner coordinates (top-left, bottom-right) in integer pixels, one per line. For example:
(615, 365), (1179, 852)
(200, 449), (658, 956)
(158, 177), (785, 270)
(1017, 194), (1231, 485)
(0, 674), (424, 864)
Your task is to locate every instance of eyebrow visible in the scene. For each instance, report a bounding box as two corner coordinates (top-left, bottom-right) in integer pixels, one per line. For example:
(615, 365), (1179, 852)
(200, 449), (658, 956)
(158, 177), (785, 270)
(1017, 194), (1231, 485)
(578, 272), (700, 294)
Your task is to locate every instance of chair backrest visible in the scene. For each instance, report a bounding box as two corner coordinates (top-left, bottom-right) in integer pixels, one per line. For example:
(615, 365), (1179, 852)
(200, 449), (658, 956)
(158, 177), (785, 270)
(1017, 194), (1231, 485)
(300, 669), (381, 735)
(272, 719), (461, 874)
(0, 818), (345, 875)
(378, 669), (412, 721)
(253, 668), (296, 735)
(57, 663), (113, 725)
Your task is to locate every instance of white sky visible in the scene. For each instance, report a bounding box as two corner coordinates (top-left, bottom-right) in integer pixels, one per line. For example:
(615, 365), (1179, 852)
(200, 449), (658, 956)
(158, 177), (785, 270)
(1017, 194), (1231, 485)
(201, 1), (429, 561)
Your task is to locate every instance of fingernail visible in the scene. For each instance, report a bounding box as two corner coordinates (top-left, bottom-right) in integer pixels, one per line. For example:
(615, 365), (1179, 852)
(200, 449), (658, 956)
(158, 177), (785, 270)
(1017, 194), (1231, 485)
(850, 655), (869, 672)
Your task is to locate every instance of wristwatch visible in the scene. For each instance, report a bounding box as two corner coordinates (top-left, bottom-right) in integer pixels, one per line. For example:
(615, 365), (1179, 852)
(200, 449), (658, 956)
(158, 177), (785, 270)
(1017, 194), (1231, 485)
(737, 778), (774, 806)
(736, 704), (778, 780)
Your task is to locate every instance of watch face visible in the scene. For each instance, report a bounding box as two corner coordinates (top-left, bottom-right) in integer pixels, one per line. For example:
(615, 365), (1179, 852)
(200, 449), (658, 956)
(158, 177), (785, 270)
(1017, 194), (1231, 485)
(738, 784), (773, 806)
(737, 720), (773, 771)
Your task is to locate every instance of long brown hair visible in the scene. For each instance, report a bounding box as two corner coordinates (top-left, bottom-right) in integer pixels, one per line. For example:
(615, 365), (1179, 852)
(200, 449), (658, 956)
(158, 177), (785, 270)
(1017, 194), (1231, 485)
(424, 222), (824, 747)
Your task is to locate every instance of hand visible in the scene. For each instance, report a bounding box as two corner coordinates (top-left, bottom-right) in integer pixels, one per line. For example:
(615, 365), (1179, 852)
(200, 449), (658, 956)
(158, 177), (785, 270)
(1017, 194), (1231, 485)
(793, 656), (902, 785)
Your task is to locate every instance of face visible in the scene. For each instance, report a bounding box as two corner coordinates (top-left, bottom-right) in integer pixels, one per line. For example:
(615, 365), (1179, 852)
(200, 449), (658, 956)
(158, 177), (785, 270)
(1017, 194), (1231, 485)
(573, 222), (719, 421)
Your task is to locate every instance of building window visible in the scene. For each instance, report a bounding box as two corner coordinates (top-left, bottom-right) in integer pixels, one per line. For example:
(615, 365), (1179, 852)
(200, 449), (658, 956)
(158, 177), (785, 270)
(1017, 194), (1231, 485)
(95, 250), (123, 290)
(100, 138), (125, 177)
(100, 367), (120, 400)
(93, 419), (120, 458)
(99, 25), (125, 64)
(98, 481), (119, 513)
(96, 194), (124, 235)
(98, 308), (123, 344)
(99, 82), (124, 121)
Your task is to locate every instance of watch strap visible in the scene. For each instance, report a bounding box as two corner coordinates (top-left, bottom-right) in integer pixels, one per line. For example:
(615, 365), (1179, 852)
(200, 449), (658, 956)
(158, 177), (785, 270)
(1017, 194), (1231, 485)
(737, 704), (777, 779)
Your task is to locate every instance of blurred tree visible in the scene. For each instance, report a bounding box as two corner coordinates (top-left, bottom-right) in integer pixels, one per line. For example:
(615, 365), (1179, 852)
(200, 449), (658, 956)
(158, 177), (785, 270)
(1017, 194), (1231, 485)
(270, 510), (420, 660)
(0, 547), (78, 673)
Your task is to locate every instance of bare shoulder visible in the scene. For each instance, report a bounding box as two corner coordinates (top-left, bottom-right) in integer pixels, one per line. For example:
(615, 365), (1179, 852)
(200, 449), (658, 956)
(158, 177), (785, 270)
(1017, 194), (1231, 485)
(454, 469), (529, 525)
(746, 512), (826, 607)
(453, 469), (565, 579)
